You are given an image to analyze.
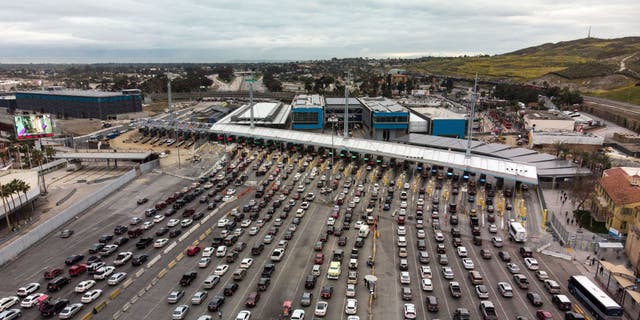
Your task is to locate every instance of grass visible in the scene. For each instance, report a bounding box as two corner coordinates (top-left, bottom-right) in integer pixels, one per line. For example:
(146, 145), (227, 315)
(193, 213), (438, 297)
(590, 86), (640, 105)
(574, 210), (608, 234)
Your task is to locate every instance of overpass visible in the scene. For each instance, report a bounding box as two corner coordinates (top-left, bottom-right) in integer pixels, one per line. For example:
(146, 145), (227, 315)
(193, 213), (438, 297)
(54, 152), (155, 168)
(139, 119), (538, 184)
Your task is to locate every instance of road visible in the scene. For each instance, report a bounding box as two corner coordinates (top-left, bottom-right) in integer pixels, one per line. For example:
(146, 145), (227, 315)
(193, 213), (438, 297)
(0, 141), (587, 320)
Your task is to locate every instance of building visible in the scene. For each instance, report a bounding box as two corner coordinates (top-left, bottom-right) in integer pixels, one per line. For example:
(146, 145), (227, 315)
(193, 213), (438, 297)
(291, 94), (324, 130)
(523, 111), (575, 132)
(410, 106), (467, 139)
(15, 88), (142, 120)
(359, 97), (408, 141)
(409, 112), (428, 134)
(529, 131), (604, 149)
(593, 167), (640, 238)
(324, 97), (364, 128)
(217, 101), (290, 129)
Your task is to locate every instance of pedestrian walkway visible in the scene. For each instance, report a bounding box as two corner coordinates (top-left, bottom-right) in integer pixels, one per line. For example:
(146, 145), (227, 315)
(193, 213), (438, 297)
(542, 188), (597, 239)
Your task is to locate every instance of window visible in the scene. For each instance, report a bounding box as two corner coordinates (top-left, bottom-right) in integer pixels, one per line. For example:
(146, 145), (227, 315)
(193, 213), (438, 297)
(293, 112), (319, 124)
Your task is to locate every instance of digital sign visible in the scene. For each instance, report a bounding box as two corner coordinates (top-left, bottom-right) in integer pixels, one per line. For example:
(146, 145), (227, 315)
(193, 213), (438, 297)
(15, 114), (55, 140)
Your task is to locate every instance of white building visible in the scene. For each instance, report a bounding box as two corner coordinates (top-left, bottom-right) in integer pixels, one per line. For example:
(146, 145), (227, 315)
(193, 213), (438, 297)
(524, 111), (575, 132)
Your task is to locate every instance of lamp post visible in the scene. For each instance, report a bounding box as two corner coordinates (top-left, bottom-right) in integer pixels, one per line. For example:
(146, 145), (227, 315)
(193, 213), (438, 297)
(328, 115), (338, 187)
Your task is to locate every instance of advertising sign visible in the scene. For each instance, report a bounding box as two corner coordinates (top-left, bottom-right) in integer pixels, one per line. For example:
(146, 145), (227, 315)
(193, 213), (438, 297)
(15, 114), (54, 140)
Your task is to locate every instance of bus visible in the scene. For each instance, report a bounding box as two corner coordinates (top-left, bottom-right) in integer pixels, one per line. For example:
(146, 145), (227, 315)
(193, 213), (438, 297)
(508, 221), (527, 242)
(568, 275), (623, 320)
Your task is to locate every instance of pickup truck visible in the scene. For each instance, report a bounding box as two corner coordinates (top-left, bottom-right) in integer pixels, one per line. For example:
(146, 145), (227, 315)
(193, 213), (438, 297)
(135, 237), (153, 249)
(479, 301), (498, 320)
(180, 271), (197, 286)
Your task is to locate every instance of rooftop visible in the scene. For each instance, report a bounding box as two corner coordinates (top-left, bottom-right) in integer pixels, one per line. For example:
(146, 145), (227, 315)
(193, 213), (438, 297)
(54, 152), (153, 160)
(292, 94), (324, 109)
(525, 111), (573, 121)
(325, 97), (361, 106)
(17, 90), (135, 98)
(411, 106), (466, 120)
(219, 101), (290, 125)
(599, 167), (640, 205)
(358, 97), (406, 113)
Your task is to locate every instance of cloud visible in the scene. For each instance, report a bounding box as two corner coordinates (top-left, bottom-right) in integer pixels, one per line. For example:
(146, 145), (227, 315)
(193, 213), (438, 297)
(0, 0), (638, 62)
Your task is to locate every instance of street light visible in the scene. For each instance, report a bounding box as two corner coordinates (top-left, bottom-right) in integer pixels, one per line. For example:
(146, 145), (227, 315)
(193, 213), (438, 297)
(328, 115), (339, 188)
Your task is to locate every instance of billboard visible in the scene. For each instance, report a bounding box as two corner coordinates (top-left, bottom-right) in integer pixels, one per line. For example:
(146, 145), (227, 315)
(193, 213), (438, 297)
(15, 114), (54, 140)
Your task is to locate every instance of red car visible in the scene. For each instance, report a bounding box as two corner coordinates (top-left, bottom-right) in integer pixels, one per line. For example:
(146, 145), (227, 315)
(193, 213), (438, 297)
(245, 291), (260, 307)
(536, 310), (553, 320)
(186, 246), (201, 256)
(314, 253), (324, 265)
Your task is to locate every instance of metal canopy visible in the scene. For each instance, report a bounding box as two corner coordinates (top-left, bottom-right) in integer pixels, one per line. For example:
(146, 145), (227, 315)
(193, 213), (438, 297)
(211, 124), (538, 184)
(54, 152), (152, 160)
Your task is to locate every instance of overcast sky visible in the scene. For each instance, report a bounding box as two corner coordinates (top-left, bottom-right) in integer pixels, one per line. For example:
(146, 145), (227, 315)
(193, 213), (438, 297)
(1, 0), (638, 63)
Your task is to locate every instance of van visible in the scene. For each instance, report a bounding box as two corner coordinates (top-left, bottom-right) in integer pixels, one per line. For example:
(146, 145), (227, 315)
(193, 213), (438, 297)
(232, 268), (246, 281)
(519, 247), (533, 258)
(358, 225), (370, 237)
(426, 295), (439, 312)
(552, 294), (572, 311)
(354, 237), (365, 248)
(223, 235), (237, 246)
(68, 264), (86, 277)
(47, 276), (71, 292)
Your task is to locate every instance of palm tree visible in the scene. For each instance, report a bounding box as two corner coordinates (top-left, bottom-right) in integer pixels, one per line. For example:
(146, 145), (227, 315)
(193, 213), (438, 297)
(17, 180), (33, 210)
(0, 151), (6, 167)
(1, 184), (12, 229)
(45, 146), (56, 162)
(8, 145), (20, 168)
(6, 179), (19, 209)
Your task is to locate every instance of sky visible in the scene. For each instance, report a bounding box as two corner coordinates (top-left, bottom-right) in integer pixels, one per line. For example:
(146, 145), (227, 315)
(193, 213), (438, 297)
(1, 0), (639, 63)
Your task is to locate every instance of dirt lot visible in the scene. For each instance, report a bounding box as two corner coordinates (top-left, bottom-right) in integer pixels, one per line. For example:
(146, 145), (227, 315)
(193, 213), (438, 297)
(55, 119), (103, 136)
(109, 130), (201, 167)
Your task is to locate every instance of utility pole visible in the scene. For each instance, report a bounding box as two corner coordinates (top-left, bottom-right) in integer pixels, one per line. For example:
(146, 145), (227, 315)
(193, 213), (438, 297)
(466, 73), (478, 158)
(167, 78), (173, 113)
(344, 71), (350, 138)
(246, 71), (256, 129)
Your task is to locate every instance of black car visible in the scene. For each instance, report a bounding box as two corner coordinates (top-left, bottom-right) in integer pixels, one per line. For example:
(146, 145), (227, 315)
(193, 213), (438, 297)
(88, 243), (105, 254)
(180, 271), (197, 286)
(114, 236), (129, 246)
(169, 229), (182, 238)
(304, 275), (316, 289)
(261, 264), (275, 278)
(87, 255), (101, 264)
(207, 295), (225, 311)
(136, 237), (153, 249)
(223, 282), (239, 296)
(64, 254), (84, 266)
(114, 225), (128, 235)
(40, 298), (69, 317)
(499, 251), (511, 262)
(98, 234), (113, 243)
(131, 254), (149, 266)
(192, 212), (205, 220)
(156, 227), (170, 236)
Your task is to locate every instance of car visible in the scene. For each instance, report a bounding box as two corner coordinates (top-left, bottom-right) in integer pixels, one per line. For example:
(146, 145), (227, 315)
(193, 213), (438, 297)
(480, 248), (493, 259)
(507, 263), (521, 273)
(498, 282), (514, 297)
(198, 257), (211, 268)
(314, 253), (324, 265)
(527, 292), (544, 306)
(202, 247), (215, 257)
(0, 297), (19, 312)
(130, 217), (142, 225)
(207, 295), (225, 311)
(544, 279), (561, 294)
(345, 298), (358, 315)
(491, 236), (504, 248)
(108, 272), (127, 285)
(271, 248), (285, 261)
(0, 308), (21, 320)
(535, 271), (549, 281)
(81, 289), (102, 303)
(153, 214), (165, 223)
(167, 219), (180, 227)
(301, 292), (313, 306)
(74, 280), (96, 293)
(488, 224), (498, 233)
(421, 278), (433, 291)
(290, 309), (305, 320)
(397, 226), (406, 236)
(416, 229), (426, 239)
(475, 284), (489, 299)
(172, 305), (189, 320)
(403, 303), (416, 319)
(20, 293), (45, 308)
(132, 254), (149, 266)
(439, 254), (448, 265)
(263, 234), (274, 244)
(420, 265), (432, 279)
(93, 266), (115, 280)
(456, 246), (468, 257)
(345, 284), (356, 297)
(441, 267), (454, 279)
(60, 229), (74, 238)
(167, 290), (185, 304)
(191, 291), (208, 305)
(449, 281), (462, 298)
(399, 271), (411, 284)
(65, 254), (84, 265)
(137, 198), (149, 205)
(17, 282), (40, 297)
(524, 257), (540, 270)
(216, 246), (227, 257)
(114, 251), (133, 266)
(499, 251), (511, 262)
(535, 310), (553, 320)
(462, 258), (475, 270)
(320, 285), (333, 299)
(434, 231), (445, 242)
(248, 226), (260, 236)
(181, 219), (193, 228)
(214, 265), (229, 276)
(58, 303), (83, 319)
(142, 221), (154, 230)
(315, 300), (328, 317)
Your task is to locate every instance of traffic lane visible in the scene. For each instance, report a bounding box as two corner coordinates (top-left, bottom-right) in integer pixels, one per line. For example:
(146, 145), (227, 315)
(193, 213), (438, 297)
(371, 212), (403, 319)
(0, 171), (183, 294)
(404, 218), (428, 319)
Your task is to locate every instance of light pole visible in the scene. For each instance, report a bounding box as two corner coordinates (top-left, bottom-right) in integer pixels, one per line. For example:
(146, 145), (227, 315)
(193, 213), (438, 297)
(328, 115), (338, 188)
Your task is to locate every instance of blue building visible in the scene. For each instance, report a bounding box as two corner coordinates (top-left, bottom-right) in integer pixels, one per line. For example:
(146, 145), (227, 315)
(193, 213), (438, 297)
(411, 106), (467, 139)
(324, 97), (364, 128)
(291, 94), (324, 130)
(359, 97), (409, 141)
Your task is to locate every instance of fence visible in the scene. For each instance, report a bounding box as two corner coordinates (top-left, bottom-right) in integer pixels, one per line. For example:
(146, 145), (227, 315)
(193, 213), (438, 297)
(547, 211), (605, 251)
(0, 161), (158, 266)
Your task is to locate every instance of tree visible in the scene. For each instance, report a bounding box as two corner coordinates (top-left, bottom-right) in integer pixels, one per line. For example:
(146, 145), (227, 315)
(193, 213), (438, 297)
(0, 151), (5, 167)
(568, 176), (597, 211)
(0, 183), (12, 229)
(45, 146), (56, 162)
(7, 180), (18, 209)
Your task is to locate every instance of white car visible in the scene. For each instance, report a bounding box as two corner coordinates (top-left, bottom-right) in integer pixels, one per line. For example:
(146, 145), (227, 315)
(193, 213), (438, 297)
(235, 310), (250, 320)
(202, 247), (215, 257)
(20, 292), (44, 308)
(535, 270), (549, 281)
(16, 282), (40, 297)
(142, 221), (154, 230)
(397, 226), (406, 236)
(198, 257), (211, 268)
(81, 289), (102, 303)
(217, 218), (229, 228)
(300, 202), (310, 209)
(271, 248), (285, 261)
(507, 263), (521, 274)
(240, 258), (254, 269)
(489, 224), (498, 233)
(421, 278), (433, 291)
(475, 285), (489, 299)
(345, 298), (358, 315)
(315, 301), (328, 317)
(524, 257), (539, 271)
(400, 271), (411, 284)
(107, 272), (127, 285)
(498, 282), (514, 297)
(0, 297), (19, 312)
(456, 246), (468, 257)
(167, 219), (180, 227)
(248, 226), (260, 236)
(416, 229), (426, 239)
(214, 264), (229, 276)
(354, 221), (364, 229)
(403, 303), (417, 319)
(492, 236), (504, 248)
(181, 219), (193, 227)
(290, 309), (305, 320)
(420, 265), (432, 279)
(59, 303), (83, 319)
(442, 267), (454, 279)
(327, 217), (336, 226)
(226, 188), (236, 195)
(93, 266), (115, 280)
(216, 246), (227, 257)
(74, 280), (96, 293)
(263, 234), (273, 244)
(240, 219), (252, 228)
(462, 258), (475, 270)
(154, 238), (169, 248)
(434, 231), (445, 242)
(153, 214), (165, 223)
(233, 228), (244, 237)
(346, 284), (356, 297)
(114, 251), (133, 265)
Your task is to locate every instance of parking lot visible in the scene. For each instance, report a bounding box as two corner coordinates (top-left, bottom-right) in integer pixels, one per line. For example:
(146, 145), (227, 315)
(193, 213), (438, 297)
(0, 141), (587, 320)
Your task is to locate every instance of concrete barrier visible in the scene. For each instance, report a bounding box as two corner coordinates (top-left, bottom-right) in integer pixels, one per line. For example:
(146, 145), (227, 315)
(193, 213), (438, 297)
(122, 302), (131, 312)
(130, 296), (138, 304)
(158, 268), (168, 278)
(81, 312), (93, 320)
(122, 278), (133, 288)
(164, 242), (177, 254)
(168, 260), (177, 269)
(192, 239), (200, 246)
(135, 269), (145, 278)
(541, 249), (573, 261)
(112, 311), (121, 319)
(137, 288), (146, 297)
(151, 277), (158, 286)
(109, 288), (121, 300)
(176, 253), (184, 261)
(199, 233), (206, 241)
(93, 300), (107, 314)
(147, 254), (161, 268)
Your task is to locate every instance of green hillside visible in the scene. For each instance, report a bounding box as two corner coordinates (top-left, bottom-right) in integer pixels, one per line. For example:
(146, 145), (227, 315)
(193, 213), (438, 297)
(406, 37), (640, 82)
